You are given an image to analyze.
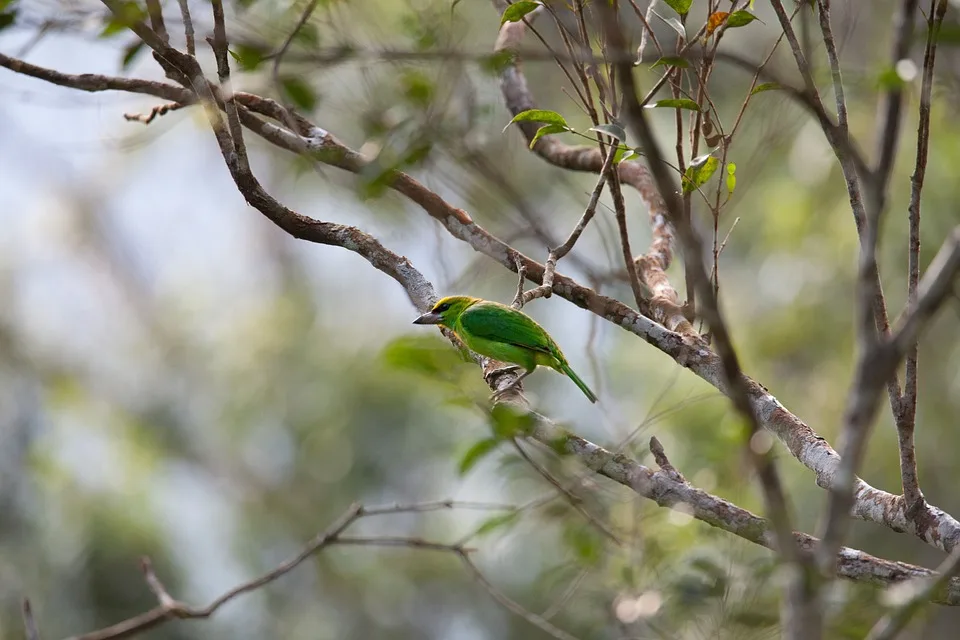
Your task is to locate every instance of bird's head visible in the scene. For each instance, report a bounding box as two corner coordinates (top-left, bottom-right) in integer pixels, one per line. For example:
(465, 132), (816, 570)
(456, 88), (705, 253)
(412, 296), (479, 327)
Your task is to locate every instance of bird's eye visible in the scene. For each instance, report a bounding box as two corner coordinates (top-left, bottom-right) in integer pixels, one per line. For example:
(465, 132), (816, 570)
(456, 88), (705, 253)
(435, 303), (449, 313)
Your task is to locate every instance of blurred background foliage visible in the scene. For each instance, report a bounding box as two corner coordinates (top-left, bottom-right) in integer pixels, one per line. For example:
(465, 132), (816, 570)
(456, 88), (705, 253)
(1, 0), (960, 638)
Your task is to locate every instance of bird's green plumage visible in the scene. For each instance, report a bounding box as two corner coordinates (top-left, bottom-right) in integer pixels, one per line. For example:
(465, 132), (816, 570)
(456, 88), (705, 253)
(414, 296), (598, 403)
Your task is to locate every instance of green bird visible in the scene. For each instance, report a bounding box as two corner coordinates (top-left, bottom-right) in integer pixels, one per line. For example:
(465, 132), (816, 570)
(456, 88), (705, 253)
(413, 295), (598, 403)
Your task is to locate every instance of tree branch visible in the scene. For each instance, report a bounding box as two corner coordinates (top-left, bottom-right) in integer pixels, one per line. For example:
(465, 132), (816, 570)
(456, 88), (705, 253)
(898, 0), (948, 515)
(866, 544), (960, 640)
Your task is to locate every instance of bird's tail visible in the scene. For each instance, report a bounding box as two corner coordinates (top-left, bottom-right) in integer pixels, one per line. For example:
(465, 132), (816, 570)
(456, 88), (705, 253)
(560, 363), (598, 403)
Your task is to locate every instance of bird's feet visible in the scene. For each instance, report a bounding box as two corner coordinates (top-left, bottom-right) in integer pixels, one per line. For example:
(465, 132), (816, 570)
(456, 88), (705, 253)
(488, 370), (527, 404)
(488, 364), (521, 376)
(484, 364), (520, 385)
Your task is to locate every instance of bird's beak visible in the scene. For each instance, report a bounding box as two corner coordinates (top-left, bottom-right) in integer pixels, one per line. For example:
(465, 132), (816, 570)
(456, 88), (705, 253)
(413, 311), (443, 325)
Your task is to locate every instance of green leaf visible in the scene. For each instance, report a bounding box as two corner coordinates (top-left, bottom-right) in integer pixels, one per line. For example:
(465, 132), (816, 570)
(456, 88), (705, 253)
(726, 10), (760, 28)
(729, 609), (779, 628)
(656, 13), (685, 38)
(121, 40), (146, 70)
(726, 162), (737, 194)
(0, 8), (16, 31)
(228, 43), (268, 72)
(474, 511), (521, 537)
(281, 76), (317, 111)
(481, 50), (517, 75)
(382, 334), (466, 378)
(400, 141), (433, 168)
(399, 12), (439, 50)
(651, 55), (690, 69)
(563, 525), (603, 566)
(458, 438), (500, 475)
(645, 98), (701, 111)
(589, 123), (626, 142)
(876, 66), (905, 90)
(529, 123), (568, 148)
(401, 70), (435, 107)
(500, 1), (540, 25)
(682, 154), (720, 194)
(613, 146), (639, 164)
(293, 23), (320, 47)
(750, 82), (782, 95)
(490, 403), (536, 439)
(663, 0), (693, 15)
(504, 109), (568, 131)
(99, 1), (145, 38)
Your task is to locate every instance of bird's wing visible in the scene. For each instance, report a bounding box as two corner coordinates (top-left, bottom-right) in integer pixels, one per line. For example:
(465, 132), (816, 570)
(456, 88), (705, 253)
(459, 302), (555, 355)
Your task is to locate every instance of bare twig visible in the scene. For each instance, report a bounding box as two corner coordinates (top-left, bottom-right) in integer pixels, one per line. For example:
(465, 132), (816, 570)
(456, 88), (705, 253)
(144, 0), (168, 44)
(649, 436), (684, 483)
(209, 0), (249, 171)
(123, 101), (185, 124)
(631, 0), (661, 63)
(873, 0), (920, 215)
(816, 0), (918, 578)
(176, 0), (195, 56)
(270, 0), (321, 133)
(866, 544), (960, 640)
(510, 438), (622, 545)
(514, 142), (618, 308)
(708, 216), (741, 283)
(512, 253), (529, 307)
(889, 227), (960, 357)
(22, 599), (41, 640)
(898, 0), (948, 516)
(541, 569), (589, 620)
(0, 51), (190, 102)
(609, 149), (647, 312)
(459, 550), (582, 640)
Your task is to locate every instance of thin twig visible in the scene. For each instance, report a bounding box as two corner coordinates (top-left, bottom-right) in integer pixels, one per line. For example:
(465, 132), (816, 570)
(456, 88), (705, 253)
(144, 0), (168, 44)
(271, 0), (321, 126)
(649, 436), (685, 483)
(512, 253), (529, 308)
(873, 0), (920, 216)
(22, 599), (41, 640)
(866, 544), (960, 640)
(458, 550), (582, 640)
(123, 101), (186, 124)
(510, 438), (622, 545)
(631, 0), (661, 63)
(815, 0), (915, 578)
(176, 0), (195, 55)
(514, 142), (618, 308)
(709, 216), (741, 283)
(899, 0), (947, 516)
(609, 147), (647, 312)
(888, 227), (960, 357)
(209, 0), (249, 171)
(541, 569), (589, 620)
